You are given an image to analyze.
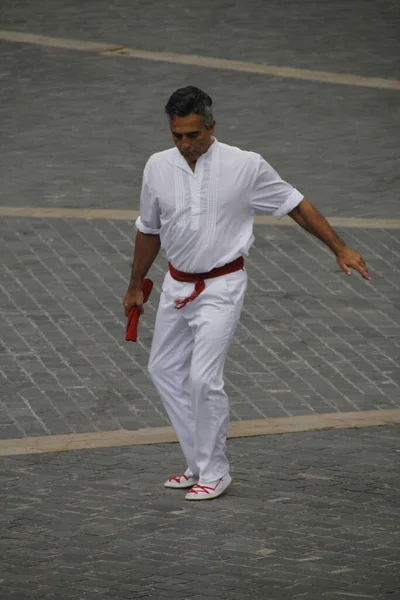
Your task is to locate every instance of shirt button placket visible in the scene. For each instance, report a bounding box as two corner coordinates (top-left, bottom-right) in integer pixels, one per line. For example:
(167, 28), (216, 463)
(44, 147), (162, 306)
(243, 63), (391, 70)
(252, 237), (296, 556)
(191, 165), (202, 230)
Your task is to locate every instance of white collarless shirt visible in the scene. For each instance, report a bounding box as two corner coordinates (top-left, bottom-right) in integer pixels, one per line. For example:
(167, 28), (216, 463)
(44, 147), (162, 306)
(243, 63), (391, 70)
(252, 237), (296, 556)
(135, 139), (303, 273)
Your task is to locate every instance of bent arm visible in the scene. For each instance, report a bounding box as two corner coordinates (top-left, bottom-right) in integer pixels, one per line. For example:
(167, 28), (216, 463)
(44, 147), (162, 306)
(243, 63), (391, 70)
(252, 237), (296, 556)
(129, 231), (161, 290)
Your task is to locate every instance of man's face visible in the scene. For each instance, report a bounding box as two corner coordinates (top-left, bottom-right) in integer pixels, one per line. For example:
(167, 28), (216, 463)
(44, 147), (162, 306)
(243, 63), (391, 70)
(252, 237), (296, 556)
(170, 113), (215, 164)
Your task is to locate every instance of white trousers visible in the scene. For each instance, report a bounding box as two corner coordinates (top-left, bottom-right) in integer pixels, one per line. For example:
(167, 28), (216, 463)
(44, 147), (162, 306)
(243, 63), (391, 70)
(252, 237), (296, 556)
(148, 268), (247, 483)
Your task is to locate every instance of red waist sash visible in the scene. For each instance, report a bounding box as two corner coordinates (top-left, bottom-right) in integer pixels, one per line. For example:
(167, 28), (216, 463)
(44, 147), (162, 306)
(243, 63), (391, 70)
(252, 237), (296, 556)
(168, 256), (244, 310)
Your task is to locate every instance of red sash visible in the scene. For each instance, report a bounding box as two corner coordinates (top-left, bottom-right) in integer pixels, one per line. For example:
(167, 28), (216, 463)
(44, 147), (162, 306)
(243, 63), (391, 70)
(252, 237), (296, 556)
(169, 257), (244, 310)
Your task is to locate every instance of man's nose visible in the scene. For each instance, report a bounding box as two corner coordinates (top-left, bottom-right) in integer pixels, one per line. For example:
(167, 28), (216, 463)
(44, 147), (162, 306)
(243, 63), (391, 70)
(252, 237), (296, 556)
(181, 138), (191, 151)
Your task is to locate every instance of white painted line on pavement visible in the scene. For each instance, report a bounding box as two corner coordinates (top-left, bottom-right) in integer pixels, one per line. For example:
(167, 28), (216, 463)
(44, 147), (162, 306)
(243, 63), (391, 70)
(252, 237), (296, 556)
(0, 30), (399, 91)
(0, 207), (139, 220)
(0, 409), (399, 456)
(0, 206), (400, 229)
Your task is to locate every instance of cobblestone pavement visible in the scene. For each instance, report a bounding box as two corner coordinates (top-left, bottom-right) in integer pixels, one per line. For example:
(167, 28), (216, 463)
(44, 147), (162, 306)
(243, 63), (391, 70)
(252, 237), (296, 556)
(1, 2), (400, 598)
(2, 0), (399, 77)
(1, 4), (400, 440)
(1, 426), (399, 599)
(1, 42), (399, 219)
(1, 1), (400, 218)
(1, 3), (399, 438)
(0, 215), (399, 438)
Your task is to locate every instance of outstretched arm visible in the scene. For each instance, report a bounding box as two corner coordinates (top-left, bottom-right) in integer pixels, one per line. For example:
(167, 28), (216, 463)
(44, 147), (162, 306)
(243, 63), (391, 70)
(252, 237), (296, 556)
(288, 199), (371, 280)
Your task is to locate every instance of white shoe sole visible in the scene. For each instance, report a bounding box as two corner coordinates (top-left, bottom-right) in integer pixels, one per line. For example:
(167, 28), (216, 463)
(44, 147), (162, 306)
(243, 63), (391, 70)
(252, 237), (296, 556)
(185, 475), (232, 501)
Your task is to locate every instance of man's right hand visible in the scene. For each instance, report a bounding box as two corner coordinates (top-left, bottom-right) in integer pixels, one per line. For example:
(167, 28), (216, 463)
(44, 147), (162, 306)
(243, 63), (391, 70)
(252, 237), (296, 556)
(123, 288), (144, 317)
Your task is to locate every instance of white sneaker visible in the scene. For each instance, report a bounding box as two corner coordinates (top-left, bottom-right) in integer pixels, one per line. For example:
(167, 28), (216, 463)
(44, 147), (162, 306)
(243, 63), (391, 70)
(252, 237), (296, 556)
(185, 474), (232, 501)
(164, 471), (199, 489)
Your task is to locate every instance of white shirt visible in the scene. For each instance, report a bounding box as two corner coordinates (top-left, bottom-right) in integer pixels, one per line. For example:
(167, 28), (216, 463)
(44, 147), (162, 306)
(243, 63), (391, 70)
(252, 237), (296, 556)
(136, 139), (303, 272)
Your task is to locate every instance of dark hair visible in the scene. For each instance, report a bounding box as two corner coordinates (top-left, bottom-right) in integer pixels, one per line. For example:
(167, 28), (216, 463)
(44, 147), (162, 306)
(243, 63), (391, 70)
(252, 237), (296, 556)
(165, 86), (213, 129)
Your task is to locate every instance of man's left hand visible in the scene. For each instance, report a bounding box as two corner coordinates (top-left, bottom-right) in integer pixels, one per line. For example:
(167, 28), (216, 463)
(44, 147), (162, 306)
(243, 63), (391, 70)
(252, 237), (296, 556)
(336, 247), (371, 280)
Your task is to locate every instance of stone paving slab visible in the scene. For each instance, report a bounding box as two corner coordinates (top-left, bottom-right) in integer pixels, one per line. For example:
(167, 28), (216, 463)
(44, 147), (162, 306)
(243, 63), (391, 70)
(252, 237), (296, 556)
(1, 426), (399, 599)
(1, 0), (399, 79)
(0, 216), (399, 438)
(0, 40), (399, 218)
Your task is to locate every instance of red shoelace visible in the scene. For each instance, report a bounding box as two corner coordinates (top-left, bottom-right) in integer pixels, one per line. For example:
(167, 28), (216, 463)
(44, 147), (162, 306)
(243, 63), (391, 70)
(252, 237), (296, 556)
(168, 474), (190, 484)
(186, 480), (222, 495)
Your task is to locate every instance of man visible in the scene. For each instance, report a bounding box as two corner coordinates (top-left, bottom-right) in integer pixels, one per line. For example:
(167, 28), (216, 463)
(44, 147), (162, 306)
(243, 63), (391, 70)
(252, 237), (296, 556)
(123, 86), (370, 501)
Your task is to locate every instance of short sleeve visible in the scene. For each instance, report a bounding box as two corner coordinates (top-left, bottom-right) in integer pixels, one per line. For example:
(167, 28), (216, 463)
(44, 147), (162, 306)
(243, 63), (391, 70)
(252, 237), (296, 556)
(250, 155), (303, 219)
(135, 160), (161, 235)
